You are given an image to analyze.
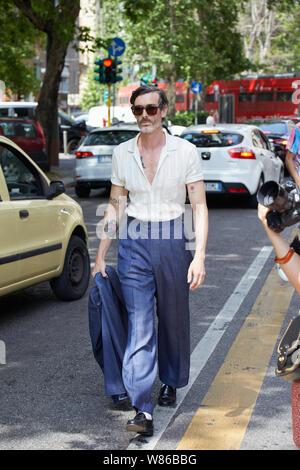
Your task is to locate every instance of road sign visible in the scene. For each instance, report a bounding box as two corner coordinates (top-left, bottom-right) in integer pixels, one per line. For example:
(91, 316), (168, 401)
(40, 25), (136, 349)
(108, 37), (126, 57)
(191, 81), (202, 94)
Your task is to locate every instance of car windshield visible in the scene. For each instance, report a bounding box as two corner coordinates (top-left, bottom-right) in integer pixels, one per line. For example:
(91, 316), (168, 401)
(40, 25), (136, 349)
(0, 107), (36, 118)
(251, 122), (288, 135)
(0, 121), (36, 138)
(182, 131), (243, 147)
(83, 130), (139, 146)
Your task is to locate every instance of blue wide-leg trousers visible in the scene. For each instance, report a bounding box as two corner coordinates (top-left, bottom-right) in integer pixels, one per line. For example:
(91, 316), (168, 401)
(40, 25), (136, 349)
(118, 217), (192, 415)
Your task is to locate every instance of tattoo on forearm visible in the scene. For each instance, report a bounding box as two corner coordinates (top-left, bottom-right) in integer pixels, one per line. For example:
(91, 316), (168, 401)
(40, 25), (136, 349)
(109, 197), (121, 204)
(104, 219), (118, 237)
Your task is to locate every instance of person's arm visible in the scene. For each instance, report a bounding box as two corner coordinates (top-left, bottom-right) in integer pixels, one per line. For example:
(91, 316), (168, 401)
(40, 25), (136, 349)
(258, 203), (300, 293)
(92, 184), (128, 278)
(186, 180), (208, 290)
(286, 150), (300, 188)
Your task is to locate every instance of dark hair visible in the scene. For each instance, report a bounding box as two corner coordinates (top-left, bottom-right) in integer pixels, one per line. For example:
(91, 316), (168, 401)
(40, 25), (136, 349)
(130, 85), (169, 108)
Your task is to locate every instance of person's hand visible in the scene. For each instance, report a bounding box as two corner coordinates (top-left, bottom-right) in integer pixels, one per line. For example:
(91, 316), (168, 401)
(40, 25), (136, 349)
(92, 259), (108, 279)
(257, 203), (270, 229)
(187, 257), (206, 290)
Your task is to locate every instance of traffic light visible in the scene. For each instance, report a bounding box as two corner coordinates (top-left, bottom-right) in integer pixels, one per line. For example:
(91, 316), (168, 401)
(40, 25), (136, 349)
(103, 88), (108, 103)
(94, 59), (104, 83)
(94, 57), (123, 85)
(103, 57), (113, 84)
(112, 59), (122, 84)
(140, 73), (158, 86)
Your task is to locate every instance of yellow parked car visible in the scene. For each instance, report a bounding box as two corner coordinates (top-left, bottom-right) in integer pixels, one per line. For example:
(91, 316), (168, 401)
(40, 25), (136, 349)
(0, 135), (90, 300)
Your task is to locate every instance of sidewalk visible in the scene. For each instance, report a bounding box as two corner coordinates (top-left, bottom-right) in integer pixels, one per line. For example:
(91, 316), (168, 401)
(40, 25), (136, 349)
(46, 153), (75, 188)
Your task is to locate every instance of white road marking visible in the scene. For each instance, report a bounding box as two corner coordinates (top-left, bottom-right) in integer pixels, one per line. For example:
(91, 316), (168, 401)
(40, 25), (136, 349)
(127, 245), (273, 450)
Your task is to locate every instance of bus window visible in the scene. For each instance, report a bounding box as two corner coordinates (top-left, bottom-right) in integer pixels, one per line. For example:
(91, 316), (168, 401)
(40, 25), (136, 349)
(277, 91), (293, 101)
(257, 92), (274, 102)
(238, 93), (255, 102)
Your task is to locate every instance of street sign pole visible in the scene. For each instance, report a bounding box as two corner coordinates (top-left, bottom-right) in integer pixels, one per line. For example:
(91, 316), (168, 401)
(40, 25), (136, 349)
(190, 81), (202, 126)
(107, 85), (111, 126)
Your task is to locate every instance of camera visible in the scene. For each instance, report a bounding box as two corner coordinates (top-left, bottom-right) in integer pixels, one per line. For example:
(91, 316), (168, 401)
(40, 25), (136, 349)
(257, 180), (300, 233)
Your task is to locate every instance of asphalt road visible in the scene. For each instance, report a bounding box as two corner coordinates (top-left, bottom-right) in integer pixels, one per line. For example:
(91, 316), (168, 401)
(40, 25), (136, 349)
(0, 172), (298, 451)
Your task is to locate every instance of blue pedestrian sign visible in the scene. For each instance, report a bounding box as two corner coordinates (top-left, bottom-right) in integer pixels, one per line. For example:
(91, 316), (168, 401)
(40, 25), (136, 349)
(190, 81), (202, 94)
(108, 38), (126, 57)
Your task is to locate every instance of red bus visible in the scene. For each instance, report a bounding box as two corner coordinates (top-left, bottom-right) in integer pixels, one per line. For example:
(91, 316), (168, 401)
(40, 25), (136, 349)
(204, 74), (300, 123)
(117, 82), (193, 112)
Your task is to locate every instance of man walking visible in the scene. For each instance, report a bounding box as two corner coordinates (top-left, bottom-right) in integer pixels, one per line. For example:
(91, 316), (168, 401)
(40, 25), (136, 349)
(92, 85), (208, 436)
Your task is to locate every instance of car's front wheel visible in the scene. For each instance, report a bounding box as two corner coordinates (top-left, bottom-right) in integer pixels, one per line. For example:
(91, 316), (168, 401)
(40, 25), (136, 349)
(75, 184), (90, 198)
(50, 235), (90, 301)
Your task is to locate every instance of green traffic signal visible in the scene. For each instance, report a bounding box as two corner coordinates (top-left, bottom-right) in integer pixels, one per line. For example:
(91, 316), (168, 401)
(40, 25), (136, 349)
(140, 74), (158, 86)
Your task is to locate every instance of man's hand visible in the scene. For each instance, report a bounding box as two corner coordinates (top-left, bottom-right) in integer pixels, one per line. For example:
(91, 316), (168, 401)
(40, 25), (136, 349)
(187, 257), (206, 290)
(92, 259), (108, 279)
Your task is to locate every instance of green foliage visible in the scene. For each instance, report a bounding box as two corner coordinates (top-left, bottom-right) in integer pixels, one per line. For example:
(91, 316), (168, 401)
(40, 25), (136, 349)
(80, 66), (104, 110)
(266, 8), (300, 73)
(171, 110), (208, 127)
(29, 0), (80, 44)
(122, 0), (250, 83)
(119, 0), (251, 116)
(0, 1), (42, 96)
(239, 0), (300, 74)
(267, 0), (299, 11)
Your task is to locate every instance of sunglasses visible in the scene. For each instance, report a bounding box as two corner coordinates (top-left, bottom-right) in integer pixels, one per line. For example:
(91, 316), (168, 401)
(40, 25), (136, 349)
(131, 104), (161, 116)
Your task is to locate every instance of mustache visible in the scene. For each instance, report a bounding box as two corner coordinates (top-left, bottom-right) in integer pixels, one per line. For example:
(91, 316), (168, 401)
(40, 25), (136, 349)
(140, 118), (153, 123)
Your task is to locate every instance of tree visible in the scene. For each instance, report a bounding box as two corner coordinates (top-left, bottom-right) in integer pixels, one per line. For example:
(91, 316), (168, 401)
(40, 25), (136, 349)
(268, 7), (300, 73)
(239, 0), (275, 66)
(0, 0), (42, 97)
(11, 0), (81, 167)
(122, 0), (250, 116)
(239, 0), (300, 74)
(80, 66), (104, 110)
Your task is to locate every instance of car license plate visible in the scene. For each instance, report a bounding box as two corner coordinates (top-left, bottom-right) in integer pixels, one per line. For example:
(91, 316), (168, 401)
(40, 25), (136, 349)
(205, 182), (222, 192)
(97, 155), (111, 163)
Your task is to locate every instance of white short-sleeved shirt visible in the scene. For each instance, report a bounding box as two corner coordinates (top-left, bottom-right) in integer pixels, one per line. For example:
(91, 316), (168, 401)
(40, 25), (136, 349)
(111, 129), (203, 222)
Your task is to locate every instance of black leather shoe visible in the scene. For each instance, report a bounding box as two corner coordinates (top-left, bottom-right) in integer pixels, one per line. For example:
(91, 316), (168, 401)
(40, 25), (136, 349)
(126, 412), (153, 436)
(158, 384), (176, 406)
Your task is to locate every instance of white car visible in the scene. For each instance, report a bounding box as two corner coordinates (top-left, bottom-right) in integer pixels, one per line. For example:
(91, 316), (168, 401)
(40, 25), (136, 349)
(181, 124), (284, 207)
(169, 125), (186, 136)
(74, 123), (139, 197)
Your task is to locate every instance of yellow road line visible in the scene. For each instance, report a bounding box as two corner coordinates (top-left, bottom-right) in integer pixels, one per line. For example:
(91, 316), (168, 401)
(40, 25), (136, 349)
(177, 266), (295, 450)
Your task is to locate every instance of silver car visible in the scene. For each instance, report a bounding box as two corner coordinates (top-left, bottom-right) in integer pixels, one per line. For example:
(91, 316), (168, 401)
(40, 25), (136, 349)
(74, 123), (139, 197)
